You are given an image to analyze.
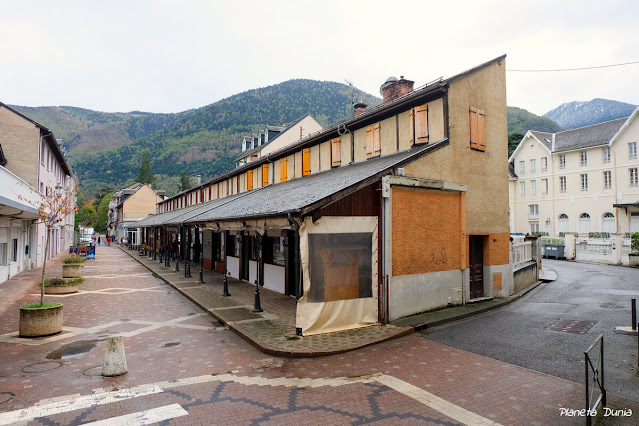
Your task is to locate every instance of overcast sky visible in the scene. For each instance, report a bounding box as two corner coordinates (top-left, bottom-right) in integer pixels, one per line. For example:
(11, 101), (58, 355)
(1, 1), (637, 116)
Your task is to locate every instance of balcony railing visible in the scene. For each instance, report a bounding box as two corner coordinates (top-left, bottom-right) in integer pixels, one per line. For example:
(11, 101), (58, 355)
(512, 241), (533, 266)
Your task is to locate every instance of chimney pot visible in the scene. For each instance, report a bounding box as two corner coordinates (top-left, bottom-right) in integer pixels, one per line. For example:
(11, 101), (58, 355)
(354, 102), (368, 116)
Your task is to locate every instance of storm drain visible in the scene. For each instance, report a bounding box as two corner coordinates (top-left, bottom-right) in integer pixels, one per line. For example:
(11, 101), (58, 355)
(0, 393), (14, 404)
(22, 361), (62, 373)
(546, 319), (596, 334)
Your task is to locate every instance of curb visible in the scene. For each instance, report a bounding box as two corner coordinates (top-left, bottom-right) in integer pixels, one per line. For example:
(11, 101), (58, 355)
(121, 248), (414, 358)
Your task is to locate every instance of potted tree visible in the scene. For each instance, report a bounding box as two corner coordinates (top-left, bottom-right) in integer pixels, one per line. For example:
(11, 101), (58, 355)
(41, 277), (85, 294)
(62, 256), (86, 277)
(18, 184), (77, 337)
(630, 232), (639, 267)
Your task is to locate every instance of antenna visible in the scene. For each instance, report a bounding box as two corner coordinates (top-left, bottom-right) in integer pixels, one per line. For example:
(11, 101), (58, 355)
(344, 79), (354, 110)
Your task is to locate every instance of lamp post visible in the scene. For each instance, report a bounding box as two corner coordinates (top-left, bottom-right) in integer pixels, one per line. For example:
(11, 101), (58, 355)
(222, 269), (231, 296)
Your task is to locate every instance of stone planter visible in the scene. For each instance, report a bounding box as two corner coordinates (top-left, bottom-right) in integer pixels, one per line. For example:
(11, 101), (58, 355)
(45, 285), (79, 294)
(62, 264), (83, 278)
(629, 253), (639, 267)
(19, 304), (63, 337)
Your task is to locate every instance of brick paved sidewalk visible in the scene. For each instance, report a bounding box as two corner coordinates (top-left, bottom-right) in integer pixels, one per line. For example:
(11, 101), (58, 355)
(121, 247), (412, 357)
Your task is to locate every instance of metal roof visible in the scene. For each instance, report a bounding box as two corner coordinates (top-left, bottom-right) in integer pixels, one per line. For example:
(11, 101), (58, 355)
(553, 117), (627, 152)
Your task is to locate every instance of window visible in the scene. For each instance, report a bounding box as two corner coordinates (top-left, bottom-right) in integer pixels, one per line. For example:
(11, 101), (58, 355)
(519, 161), (525, 175)
(603, 171), (612, 189)
(530, 180), (537, 196)
(529, 204), (539, 217)
(247, 170), (254, 191)
(520, 181), (525, 197)
(263, 236), (285, 267)
(530, 159), (536, 173)
(0, 243), (6, 266)
(280, 158), (287, 182)
(331, 138), (341, 167)
(366, 124), (381, 158)
(469, 106), (486, 151)
(631, 168), (638, 188)
(261, 164), (269, 187)
(630, 142), (637, 160)
(541, 157), (547, 172)
(580, 151), (587, 166)
(411, 104), (429, 145)
(226, 233), (238, 257)
(560, 155), (566, 169)
(558, 214), (569, 233)
(603, 146), (611, 164)
(602, 212), (616, 233)
(542, 178), (548, 195)
(580, 174), (588, 191)
(302, 148), (311, 176)
(530, 222), (539, 233)
(579, 213), (592, 234)
(11, 239), (17, 262)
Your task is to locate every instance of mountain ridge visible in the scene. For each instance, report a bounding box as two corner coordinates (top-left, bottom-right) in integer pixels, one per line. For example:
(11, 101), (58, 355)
(543, 98), (636, 129)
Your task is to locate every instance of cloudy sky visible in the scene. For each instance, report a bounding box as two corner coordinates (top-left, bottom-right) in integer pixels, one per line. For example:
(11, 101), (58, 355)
(1, 1), (637, 116)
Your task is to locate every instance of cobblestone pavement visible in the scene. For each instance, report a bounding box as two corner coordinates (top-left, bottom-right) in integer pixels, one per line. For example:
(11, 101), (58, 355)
(0, 246), (637, 425)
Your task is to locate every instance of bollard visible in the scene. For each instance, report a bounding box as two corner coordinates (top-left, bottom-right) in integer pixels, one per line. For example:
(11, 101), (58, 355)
(632, 299), (637, 331)
(102, 336), (127, 377)
(222, 270), (231, 297)
(252, 280), (263, 313)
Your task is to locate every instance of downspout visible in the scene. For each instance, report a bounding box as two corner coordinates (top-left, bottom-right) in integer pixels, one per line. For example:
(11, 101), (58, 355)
(287, 212), (301, 300)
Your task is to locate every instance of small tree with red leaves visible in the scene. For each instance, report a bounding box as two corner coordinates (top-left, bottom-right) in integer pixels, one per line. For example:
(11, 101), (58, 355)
(19, 184), (78, 306)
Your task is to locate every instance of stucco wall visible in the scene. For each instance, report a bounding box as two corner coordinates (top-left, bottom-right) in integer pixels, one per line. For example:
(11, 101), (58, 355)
(123, 185), (163, 219)
(0, 106), (40, 188)
(259, 115), (323, 157)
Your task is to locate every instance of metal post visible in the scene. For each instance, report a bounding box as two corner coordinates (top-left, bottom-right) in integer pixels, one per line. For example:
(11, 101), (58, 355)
(198, 228), (204, 284)
(252, 280), (263, 312)
(185, 227), (192, 278)
(222, 269), (231, 296)
(585, 350), (590, 426)
(601, 336), (606, 406)
(152, 227), (157, 260)
(632, 298), (637, 331)
(165, 228), (170, 267)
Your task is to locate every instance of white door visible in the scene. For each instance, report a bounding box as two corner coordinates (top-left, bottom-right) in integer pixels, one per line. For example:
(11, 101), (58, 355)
(558, 214), (569, 234)
(579, 214), (591, 234)
(601, 213), (616, 233)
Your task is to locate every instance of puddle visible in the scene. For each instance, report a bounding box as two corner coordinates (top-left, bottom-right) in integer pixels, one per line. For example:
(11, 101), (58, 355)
(46, 339), (103, 360)
(162, 342), (180, 347)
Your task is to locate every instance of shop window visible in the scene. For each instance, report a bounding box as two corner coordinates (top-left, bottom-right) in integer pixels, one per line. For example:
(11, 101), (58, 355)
(247, 170), (254, 190)
(262, 164), (269, 187)
(263, 236), (285, 266)
(249, 236), (259, 261)
(226, 233), (238, 257)
(331, 138), (341, 167)
(280, 158), (287, 182)
(308, 233), (373, 302)
(302, 148), (311, 176)
(411, 104), (429, 145)
(469, 106), (486, 151)
(366, 124), (381, 158)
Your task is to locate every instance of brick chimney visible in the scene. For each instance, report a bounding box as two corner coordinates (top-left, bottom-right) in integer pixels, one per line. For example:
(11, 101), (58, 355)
(354, 102), (367, 116)
(380, 76), (414, 104)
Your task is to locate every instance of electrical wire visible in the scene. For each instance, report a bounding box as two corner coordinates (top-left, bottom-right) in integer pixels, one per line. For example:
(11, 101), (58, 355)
(508, 60), (639, 72)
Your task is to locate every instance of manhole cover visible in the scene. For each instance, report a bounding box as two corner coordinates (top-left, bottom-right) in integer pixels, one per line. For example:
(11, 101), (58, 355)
(600, 303), (623, 309)
(162, 342), (180, 347)
(0, 393), (14, 404)
(22, 361), (62, 373)
(546, 319), (596, 334)
(82, 366), (103, 377)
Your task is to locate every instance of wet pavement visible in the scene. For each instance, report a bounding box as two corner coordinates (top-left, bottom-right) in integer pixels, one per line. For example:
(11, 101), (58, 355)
(0, 247), (637, 425)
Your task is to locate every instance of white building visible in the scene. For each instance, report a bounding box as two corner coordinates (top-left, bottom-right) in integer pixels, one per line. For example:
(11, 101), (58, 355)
(509, 107), (639, 236)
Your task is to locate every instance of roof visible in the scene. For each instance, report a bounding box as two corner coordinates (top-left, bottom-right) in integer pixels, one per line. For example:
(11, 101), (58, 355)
(553, 117), (627, 153)
(185, 139), (448, 224)
(529, 131), (552, 150)
(508, 162), (518, 179)
(234, 114), (312, 162)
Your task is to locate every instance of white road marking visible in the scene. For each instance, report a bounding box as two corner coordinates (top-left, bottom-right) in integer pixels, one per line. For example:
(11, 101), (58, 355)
(83, 404), (188, 425)
(375, 374), (502, 426)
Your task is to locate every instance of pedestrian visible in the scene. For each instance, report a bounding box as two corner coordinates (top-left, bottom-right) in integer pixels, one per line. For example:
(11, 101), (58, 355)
(98, 236), (101, 246)
(107, 236), (111, 246)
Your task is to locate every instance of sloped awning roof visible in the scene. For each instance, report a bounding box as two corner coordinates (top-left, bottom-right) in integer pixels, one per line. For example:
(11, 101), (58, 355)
(184, 139), (448, 225)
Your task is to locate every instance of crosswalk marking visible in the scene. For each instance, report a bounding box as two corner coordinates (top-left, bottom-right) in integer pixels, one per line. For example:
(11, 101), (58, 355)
(83, 404), (188, 425)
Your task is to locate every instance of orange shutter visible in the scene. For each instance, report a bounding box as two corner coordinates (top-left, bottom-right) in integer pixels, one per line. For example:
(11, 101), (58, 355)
(302, 148), (311, 176)
(469, 106), (485, 151)
(373, 123), (381, 156)
(331, 138), (341, 167)
(262, 164), (269, 187)
(366, 125), (374, 158)
(414, 105), (429, 144)
(280, 158), (287, 182)
(247, 170), (253, 190)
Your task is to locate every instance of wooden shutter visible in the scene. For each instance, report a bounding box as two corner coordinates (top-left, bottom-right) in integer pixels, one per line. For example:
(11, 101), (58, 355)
(470, 106), (486, 151)
(414, 104), (429, 144)
(247, 170), (253, 190)
(302, 148), (311, 176)
(280, 158), (287, 182)
(366, 125), (374, 158)
(209, 186), (212, 200)
(373, 123), (381, 157)
(236, 177), (240, 193)
(331, 138), (341, 167)
(410, 108), (415, 145)
(262, 164), (269, 187)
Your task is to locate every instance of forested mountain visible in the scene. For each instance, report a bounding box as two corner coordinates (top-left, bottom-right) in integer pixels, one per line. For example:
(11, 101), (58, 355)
(543, 98), (636, 129)
(507, 106), (563, 135)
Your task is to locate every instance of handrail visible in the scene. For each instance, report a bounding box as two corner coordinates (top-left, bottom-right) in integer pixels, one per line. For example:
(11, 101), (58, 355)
(584, 334), (606, 426)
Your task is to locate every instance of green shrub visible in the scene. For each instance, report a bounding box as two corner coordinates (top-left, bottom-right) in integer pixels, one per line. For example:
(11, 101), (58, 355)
(21, 303), (62, 309)
(39, 277), (85, 287)
(63, 256), (87, 264)
(632, 232), (639, 252)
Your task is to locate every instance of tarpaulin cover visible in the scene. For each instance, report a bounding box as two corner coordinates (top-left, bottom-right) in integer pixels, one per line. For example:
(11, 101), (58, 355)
(296, 216), (378, 336)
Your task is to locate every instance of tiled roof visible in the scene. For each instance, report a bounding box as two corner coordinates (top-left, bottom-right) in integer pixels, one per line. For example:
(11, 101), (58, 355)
(552, 117), (626, 152)
(529, 131), (552, 150)
(185, 140), (447, 224)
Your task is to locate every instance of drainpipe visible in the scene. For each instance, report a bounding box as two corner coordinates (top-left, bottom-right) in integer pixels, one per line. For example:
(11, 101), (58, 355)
(287, 212), (301, 299)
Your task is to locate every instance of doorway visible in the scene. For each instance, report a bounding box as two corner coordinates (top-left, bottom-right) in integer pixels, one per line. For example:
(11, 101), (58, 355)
(469, 236), (484, 299)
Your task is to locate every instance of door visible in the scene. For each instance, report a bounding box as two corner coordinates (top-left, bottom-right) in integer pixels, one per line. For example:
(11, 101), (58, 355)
(469, 236), (484, 299)
(630, 212), (639, 233)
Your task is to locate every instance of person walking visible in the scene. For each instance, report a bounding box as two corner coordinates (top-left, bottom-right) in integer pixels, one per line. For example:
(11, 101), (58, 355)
(97, 236), (101, 246)
(107, 236), (111, 246)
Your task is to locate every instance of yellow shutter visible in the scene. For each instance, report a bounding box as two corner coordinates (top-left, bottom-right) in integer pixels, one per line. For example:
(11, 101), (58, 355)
(262, 164), (269, 187)
(373, 123), (381, 156)
(469, 106), (486, 152)
(247, 170), (253, 190)
(331, 138), (341, 167)
(414, 104), (429, 144)
(366, 125), (374, 158)
(280, 158), (287, 182)
(302, 148), (311, 176)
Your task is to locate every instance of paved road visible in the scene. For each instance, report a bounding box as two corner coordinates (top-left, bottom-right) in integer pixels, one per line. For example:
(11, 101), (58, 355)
(1, 249), (637, 425)
(423, 259), (639, 402)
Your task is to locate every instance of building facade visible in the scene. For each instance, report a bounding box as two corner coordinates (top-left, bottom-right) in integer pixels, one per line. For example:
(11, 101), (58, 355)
(509, 108), (639, 236)
(108, 183), (165, 244)
(140, 56), (510, 335)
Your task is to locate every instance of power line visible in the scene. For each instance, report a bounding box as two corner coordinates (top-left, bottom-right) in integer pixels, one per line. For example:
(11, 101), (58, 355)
(508, 60), (639, 72)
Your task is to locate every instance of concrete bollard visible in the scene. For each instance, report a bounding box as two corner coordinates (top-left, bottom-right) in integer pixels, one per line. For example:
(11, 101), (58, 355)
(102, 335), (127, 377)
